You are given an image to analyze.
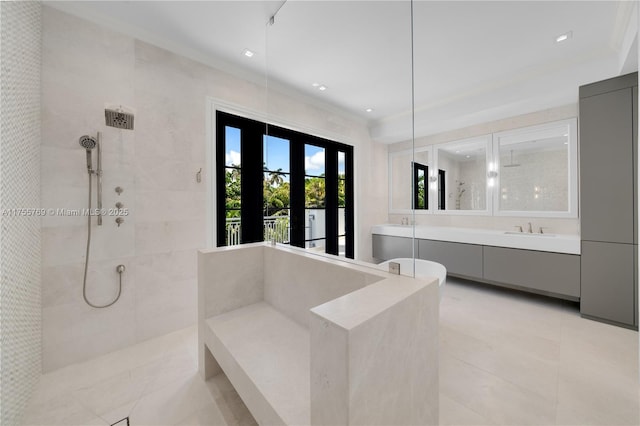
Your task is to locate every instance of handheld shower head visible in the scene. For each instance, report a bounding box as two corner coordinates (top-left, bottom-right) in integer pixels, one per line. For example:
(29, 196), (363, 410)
(79, 135), (97, 150)
(79, 135), (97, 172)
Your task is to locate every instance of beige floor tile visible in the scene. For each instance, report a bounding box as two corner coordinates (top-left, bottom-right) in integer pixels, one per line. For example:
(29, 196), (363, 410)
(128, 374), (215, 425)
(439, 393), (492, 425)
(72, 357), (166, 418)
(441, 324), (560, 402)
(441, 356), (557, 425)
(175, 402), (228, 426)
(22, 393), (108, 426)
(556, 354), (640, 425)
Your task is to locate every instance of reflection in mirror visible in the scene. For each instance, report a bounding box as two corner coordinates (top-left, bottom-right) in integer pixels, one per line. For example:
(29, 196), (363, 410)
(435, 137), (490, 212)
(413, 162), (428, 210)
(390, 148), (430, 213)
(494, 119), (577, 216)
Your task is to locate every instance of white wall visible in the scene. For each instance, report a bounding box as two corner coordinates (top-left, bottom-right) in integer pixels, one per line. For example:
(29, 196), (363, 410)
(388, 104), (580, 234)
(41, 7), (386, 371)
(0, 1), (42, 423)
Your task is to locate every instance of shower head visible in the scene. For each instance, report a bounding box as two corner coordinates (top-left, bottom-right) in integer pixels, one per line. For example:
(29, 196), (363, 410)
(503, 150), (521, 168)
(79, 135), (97, 150)
(79, 135), (97, 172)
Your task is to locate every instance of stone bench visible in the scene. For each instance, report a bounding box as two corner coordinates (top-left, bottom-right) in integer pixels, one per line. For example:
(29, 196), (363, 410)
(198, 243), (439, 425)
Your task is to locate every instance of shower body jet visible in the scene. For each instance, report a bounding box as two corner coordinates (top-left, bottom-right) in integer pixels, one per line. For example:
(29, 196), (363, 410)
(96, 132), (103, 226)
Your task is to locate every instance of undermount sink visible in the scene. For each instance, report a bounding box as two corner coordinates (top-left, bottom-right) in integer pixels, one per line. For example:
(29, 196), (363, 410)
(504, 231), (556, 237)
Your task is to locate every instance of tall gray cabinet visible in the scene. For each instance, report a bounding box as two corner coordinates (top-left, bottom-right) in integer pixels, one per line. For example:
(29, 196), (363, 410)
(579, 72), (638, 329)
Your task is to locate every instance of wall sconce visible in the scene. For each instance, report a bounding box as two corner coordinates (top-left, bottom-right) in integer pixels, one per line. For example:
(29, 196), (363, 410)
(429, 175), (438, 190)
(487, 169), (498, 187)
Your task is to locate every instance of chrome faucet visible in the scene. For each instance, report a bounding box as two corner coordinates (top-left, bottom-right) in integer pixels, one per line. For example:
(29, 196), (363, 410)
(527, 222), (533, 233)
(513, 225), (523, 232)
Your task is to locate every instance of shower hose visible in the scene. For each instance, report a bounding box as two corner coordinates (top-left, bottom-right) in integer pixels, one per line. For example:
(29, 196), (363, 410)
(83, 171), (123, 308)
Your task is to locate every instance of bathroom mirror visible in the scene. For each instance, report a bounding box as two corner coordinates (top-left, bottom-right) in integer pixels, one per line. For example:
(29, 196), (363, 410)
(493, 119), (578, 217)
(434, 136), (491, 214)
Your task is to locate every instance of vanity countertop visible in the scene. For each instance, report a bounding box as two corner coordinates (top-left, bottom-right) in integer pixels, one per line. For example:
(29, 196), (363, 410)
(372, 224), (580, 255)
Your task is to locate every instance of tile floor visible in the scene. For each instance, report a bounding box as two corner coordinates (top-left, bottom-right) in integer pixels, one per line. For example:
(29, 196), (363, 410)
(23, 277), (640, 425)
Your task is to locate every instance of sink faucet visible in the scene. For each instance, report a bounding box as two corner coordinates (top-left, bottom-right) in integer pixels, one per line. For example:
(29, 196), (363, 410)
(527, 222), (533, 233)
(513, 225), (523, 233)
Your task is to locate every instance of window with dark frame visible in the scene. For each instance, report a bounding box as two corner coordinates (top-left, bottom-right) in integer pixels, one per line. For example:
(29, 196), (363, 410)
(216, 111), (354, 258)
(438, 169), (446, 210)
(413, 162), (428, 210)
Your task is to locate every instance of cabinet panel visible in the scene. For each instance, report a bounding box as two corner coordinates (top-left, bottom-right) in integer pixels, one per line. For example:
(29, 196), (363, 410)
(634, 86), (638, 245)
(579, 73), (638, 98)
(581, 241), (635, 326)
(580, 88), (634, 243)
(483, 246), (580, 298)
(372, 234), (415, 261)
(418, 239), (482, 279)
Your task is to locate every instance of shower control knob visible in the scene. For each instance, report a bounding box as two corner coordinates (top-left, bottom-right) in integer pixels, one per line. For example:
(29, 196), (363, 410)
(115, 186), (124, 195)
(116, 264), (125, 274)
(115, 202), (124, 209)
(115, 217), (124, 227)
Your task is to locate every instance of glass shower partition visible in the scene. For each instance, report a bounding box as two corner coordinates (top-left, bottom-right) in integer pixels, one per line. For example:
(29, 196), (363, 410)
(264, 1), (416, 270)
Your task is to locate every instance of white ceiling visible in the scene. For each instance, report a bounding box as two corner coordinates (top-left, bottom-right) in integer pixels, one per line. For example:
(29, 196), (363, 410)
(46, 1), (637, 144)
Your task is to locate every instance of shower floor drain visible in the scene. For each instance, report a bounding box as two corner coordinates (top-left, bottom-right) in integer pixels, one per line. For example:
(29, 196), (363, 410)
(111, 418), (129, 426)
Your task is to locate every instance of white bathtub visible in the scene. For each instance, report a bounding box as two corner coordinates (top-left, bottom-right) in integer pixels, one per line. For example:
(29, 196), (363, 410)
(376, 258), (446, 300)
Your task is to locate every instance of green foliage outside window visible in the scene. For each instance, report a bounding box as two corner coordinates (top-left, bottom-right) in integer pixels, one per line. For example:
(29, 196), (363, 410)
(225, 168), (346, 219)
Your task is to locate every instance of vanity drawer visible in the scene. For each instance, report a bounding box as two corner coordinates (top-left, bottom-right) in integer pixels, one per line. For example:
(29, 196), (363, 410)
(372, 234), (416, 261)
(418, 239), (483, 279)
(483, 246), (580, 298)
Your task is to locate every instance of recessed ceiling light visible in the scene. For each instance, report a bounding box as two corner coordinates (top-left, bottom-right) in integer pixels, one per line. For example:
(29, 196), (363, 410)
(243, 49), (254, 58)
(365, 108), (373, 113)
(466, 155), (471, 158)
(312, 83), (320, 87)
(318, 85), (327, 91)
(555, 31), (572, 43)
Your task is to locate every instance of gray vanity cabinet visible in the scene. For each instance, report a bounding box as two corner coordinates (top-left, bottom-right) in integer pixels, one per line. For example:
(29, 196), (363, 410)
(579, 72), (638, 328)
(372, 234), (416, 260)
(580, 241), (635, 326)
(417, 239), (482, 279)
(483, 247), (580, 299)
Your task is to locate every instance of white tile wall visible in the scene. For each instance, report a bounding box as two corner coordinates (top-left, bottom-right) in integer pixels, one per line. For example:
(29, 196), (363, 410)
(499, 149), (569, 212)
(41, 6), (387, 371)
(0, 2), (42, 424)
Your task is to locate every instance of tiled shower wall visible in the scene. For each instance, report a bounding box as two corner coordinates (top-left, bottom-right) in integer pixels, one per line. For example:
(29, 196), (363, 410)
(0, 1), (42, 424)
(41, 7), (386, 371)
